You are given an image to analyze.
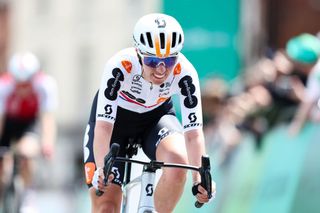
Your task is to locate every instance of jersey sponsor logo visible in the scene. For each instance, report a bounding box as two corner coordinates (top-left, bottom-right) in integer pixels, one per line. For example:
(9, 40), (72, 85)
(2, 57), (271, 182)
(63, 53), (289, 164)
(156, 127), (170, 146)
(159, 91), (169, 97)
(158, 127), (169, 138)
(130, 87), (141, 94)
(188, 112), (197, 123)
(104, 104), (113, 115)
(133, 74), (142, 82)
(121, 60), (132, 73)
(160, 82), (171, 89)
(156, 97), (168, 104)
(104, 68), (124, 101)
(146, 184), (154, 196)
(130, 75), (143, 94)
(97, 114), (115, 120)
(130, 88), (141, 94)
(155, 17), (166, 28)
(183, 123), (202, 129)
(178, 76), (198, 108)
(159, 82), (171, 96)
(119, 91), (165, 109)
(121, 90), (146, 104)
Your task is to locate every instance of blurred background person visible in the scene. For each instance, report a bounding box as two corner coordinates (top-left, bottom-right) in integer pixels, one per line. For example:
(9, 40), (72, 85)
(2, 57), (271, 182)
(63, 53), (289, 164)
(0, 52), (58, 212)
(286, 33), (320, 135)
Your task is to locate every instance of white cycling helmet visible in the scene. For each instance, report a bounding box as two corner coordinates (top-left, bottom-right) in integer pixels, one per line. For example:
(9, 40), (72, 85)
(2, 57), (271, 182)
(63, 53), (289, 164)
(133, 13), (184, 57)
(8, 52), (40, 81)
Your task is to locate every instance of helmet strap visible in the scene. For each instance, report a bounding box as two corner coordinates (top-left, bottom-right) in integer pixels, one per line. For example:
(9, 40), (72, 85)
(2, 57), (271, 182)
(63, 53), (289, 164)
(137, 52), (143, 66)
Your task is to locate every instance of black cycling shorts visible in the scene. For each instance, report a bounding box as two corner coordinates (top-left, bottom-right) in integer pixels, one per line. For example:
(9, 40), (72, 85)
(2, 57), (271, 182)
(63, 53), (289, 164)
(83, 91), (183, 187)
(0, 117), (36, 147)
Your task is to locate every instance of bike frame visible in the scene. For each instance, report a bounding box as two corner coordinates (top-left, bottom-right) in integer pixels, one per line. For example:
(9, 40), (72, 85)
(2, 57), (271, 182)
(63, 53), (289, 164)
(122, 166), (156, 213)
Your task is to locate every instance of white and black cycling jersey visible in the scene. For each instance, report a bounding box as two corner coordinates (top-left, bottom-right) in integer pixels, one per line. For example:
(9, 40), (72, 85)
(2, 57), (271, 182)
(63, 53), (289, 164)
(96, 47), (203, 131)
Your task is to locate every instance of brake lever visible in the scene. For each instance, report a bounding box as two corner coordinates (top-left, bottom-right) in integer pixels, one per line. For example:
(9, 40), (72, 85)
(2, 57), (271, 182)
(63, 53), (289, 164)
(194, 155), (212, 208)
(95, 143), (120, 196)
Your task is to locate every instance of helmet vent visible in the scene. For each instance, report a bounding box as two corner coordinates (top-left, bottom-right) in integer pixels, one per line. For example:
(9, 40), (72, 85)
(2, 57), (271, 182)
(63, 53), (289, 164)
(160, 33), (165, 49)
(178, 34), (182, 44)
(140, 34), (146, 45)
(172, 32), (177, 48)
(146, 32), (153, 48)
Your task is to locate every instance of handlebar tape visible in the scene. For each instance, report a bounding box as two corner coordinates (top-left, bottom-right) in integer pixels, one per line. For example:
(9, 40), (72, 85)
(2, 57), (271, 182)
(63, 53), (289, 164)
(95, 143), (120, 196)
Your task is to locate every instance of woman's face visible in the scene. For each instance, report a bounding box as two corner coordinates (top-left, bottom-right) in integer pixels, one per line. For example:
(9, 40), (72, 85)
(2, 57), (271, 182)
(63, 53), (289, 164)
(140, 54), (178, 85)
(142, 63), (173, 85)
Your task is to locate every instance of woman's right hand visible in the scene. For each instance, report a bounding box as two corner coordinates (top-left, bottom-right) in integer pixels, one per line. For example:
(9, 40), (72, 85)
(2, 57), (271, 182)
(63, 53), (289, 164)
(92, 167), (115, 191)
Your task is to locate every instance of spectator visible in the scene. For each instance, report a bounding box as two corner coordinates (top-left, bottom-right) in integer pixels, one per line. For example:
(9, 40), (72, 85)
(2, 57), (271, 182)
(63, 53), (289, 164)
(229, 49), (306, 149)
(287, 33), (320, 135)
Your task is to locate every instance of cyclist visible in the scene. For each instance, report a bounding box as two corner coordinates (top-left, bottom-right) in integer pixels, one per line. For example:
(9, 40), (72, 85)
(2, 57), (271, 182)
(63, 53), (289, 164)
(0, 52), (58, 208)
(83, 13), (215, 212)
(286, 33), (320, 135)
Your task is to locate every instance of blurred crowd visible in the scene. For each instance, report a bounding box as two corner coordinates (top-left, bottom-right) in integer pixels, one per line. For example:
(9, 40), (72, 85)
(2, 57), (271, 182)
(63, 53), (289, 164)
(202, 33), (320, 167)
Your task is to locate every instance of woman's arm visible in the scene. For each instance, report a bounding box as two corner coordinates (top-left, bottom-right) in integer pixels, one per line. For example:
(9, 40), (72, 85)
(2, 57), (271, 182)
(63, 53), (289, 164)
(93, 120), (114, 168)
(184, 128), (206, 183)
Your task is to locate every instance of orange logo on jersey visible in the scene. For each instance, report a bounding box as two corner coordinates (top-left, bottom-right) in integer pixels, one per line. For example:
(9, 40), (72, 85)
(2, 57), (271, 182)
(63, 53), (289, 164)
(173, 63), (181, 75)
(157, 97), (168, 104)
(121, 60), (132, 73)
(84, 162), (96, 184)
